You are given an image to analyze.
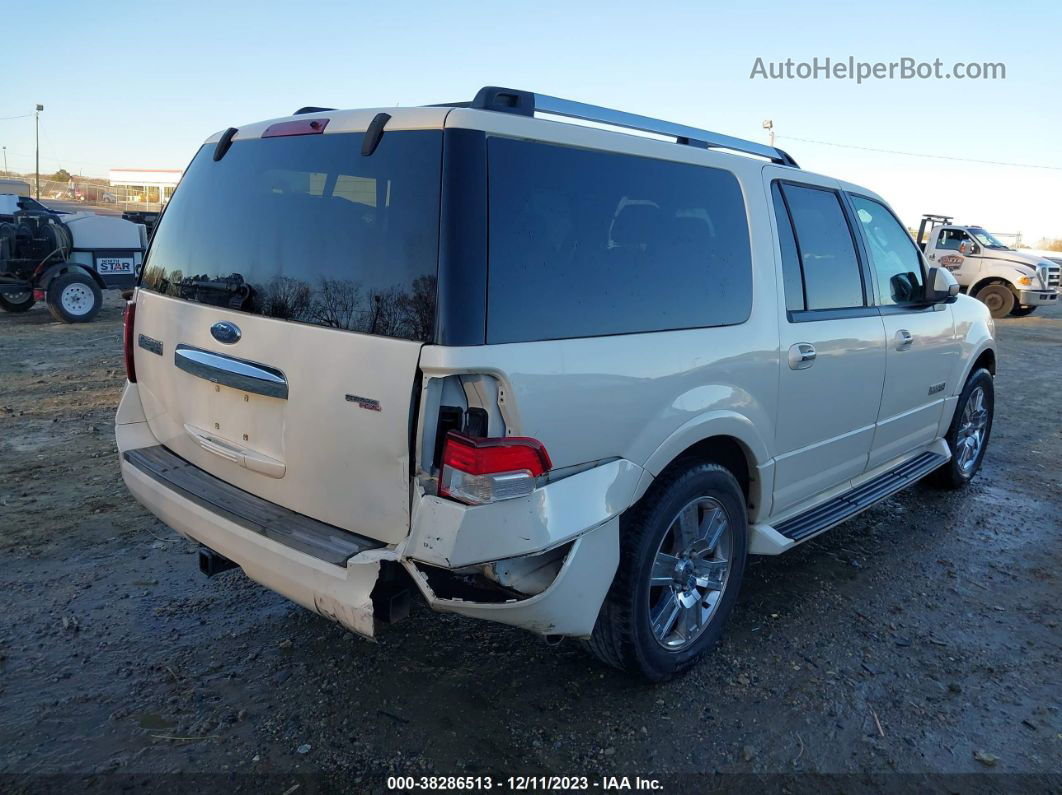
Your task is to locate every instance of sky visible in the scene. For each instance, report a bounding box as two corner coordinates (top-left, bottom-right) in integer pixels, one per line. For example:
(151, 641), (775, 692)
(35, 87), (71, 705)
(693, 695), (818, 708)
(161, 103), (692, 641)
(5, 0), (1061, 242)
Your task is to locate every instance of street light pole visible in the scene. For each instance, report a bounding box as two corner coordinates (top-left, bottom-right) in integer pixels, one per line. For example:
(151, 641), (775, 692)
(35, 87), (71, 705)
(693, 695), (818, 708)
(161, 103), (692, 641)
(35, 104), (44, 199)
(762, 119), (775, 148)
(2, 146), (7, 176)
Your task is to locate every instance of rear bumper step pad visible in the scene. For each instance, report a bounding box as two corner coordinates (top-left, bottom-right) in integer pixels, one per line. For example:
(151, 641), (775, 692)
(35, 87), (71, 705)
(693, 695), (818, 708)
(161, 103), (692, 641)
(124, 445), (383, 565)
(777, 451), (947, 543)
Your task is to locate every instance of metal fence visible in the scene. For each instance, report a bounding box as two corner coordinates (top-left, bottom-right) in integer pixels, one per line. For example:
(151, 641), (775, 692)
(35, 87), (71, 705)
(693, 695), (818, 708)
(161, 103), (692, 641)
(22, 178), (165, 213)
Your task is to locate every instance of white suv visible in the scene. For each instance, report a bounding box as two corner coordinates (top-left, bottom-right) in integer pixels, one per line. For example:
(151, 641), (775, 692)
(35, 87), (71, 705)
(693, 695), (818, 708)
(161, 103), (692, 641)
(116, 87), (996, 680)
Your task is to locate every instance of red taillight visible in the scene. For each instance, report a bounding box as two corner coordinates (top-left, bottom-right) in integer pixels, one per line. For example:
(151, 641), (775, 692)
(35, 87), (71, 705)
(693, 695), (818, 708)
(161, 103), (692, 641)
(123, 301), (137, 383)
(262, 118), (329, 138)
(438, 432), (552, 505)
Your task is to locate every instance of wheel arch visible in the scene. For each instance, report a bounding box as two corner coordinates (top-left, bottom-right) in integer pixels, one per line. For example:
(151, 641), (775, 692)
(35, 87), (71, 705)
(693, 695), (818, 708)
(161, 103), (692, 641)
(970, 346), (996, 377)
(36, 262), (106, 291)
(634, 413), (771, 522)
(947, 341), (996, 419)
(969, 276), (1016, 297)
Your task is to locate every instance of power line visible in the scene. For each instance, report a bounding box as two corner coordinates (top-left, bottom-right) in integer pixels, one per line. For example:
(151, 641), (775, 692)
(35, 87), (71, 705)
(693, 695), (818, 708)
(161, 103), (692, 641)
(777, 134), (1062, 171)
(0, 113), (33, 121)
(0, 145), (113, 171)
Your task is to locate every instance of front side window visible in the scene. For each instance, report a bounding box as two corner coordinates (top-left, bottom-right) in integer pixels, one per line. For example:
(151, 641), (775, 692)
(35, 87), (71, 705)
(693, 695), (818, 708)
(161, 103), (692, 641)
(486, 138), (752, 343)
(850, 196), (925, 305)
(18, 197), (47, 212)
(936, 228), (970, 251)
(141, 130), (442, 341)
(777, 183), (865, 311)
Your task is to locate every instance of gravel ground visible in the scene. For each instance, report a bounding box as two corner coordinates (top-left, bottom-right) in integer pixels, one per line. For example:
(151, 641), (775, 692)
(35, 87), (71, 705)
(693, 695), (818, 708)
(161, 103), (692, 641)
(0, 294), (1059, 793)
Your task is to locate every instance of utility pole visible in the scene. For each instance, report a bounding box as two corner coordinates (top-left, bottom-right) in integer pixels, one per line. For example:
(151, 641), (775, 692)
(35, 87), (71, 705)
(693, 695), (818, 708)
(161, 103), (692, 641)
(762, 119), (775, 148)
(35, 104), (44, 198)
(2, 146), (6, 176)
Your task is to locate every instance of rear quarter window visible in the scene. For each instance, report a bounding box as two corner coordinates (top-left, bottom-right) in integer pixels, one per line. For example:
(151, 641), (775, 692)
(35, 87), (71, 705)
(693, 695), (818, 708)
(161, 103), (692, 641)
(485, 138), (752, 343)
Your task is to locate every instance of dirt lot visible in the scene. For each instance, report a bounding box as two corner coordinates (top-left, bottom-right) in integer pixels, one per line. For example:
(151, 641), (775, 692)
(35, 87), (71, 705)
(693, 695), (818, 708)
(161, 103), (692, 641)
(1, 295), (1059, 792)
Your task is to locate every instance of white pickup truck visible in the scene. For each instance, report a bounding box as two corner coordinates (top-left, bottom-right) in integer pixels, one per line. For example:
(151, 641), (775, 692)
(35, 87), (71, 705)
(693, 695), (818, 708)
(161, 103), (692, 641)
(916, 214), (1061, 317)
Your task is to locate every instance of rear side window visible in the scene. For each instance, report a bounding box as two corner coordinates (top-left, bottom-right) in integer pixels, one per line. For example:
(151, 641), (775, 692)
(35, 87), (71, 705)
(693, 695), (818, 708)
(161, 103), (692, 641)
(778, 183), (865, 311)
(142, 131), (442, 341)
(849, 195), (925, 305)
(486, 138), (752, 343)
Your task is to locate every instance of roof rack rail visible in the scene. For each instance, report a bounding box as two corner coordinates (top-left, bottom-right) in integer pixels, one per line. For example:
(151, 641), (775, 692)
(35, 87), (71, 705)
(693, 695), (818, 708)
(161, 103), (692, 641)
(294, 106), (335, 115)
(466, 86), (799, 168)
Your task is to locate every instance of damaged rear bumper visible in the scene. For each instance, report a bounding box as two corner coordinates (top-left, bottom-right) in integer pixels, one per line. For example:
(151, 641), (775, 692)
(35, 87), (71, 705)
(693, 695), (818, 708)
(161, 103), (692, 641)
(405, 515), (619, 637)
(117, 382), (639, 640)
(401, 460), (642, 636)
(121, 446), (391, 638)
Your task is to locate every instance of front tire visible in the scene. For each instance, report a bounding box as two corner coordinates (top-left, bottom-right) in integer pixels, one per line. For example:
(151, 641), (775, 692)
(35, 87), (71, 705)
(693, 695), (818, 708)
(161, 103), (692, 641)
(46, 272), (102, 323)
(0, 291), (35, 312)
(1009, 305), (1036, 317)
(587, 462), (748, 681)
(975, 284), (1015, 319)
(930, 368), (994, 489)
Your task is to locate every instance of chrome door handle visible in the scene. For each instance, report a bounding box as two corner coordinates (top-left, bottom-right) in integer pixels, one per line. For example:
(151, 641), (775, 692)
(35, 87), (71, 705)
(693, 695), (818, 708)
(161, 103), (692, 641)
(895, 329), (914, 351)
(788, 343), (817, 370)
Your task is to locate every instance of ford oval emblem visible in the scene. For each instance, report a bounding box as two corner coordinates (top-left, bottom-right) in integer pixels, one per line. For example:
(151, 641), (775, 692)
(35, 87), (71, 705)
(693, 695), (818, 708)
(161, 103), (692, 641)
(210, 321), (241, 344)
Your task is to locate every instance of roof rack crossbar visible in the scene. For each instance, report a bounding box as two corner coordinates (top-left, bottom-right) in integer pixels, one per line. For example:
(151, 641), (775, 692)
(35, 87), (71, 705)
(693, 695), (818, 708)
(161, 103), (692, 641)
(468, 86), (798, 167)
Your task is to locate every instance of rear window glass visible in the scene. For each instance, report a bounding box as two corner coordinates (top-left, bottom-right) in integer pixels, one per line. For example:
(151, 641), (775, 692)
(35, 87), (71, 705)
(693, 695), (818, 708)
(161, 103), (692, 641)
(141, 130), (442, 341)
(486, 138), (752, 343)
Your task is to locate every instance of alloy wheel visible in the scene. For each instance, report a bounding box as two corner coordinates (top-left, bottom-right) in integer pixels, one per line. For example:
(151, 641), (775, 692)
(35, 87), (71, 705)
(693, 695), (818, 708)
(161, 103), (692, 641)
(647, 496), (733, 650)
(955, 385), (989, 474)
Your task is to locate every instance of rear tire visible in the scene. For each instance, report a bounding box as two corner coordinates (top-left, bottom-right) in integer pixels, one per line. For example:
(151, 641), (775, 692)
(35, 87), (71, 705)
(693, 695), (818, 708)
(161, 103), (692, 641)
(0, 291), (35, 312)
(1009, 305), (1036, 317)
(46, 272), (102, 323)
(930, 368), (994, 489)
(975, 284), (1015, 319)
(586, 462), (747, 681)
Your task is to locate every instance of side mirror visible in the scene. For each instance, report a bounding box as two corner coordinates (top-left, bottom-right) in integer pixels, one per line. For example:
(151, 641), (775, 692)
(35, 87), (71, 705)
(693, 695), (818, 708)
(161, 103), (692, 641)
(926, 267), (960, 303)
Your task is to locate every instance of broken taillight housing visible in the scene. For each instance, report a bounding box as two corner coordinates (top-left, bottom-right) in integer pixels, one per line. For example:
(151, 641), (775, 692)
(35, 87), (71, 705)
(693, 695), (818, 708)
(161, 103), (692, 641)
(438, 431), (552, 505)
(123, 301), (137, 383)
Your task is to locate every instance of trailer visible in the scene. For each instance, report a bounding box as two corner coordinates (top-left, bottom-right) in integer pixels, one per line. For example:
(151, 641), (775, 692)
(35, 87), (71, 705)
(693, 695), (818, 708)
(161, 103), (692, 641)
(0, 194), (147, 322)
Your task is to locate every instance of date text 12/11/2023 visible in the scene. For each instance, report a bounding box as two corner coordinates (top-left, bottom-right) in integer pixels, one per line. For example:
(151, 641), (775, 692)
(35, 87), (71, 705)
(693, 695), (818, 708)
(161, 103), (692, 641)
(385, 775), (664, 791)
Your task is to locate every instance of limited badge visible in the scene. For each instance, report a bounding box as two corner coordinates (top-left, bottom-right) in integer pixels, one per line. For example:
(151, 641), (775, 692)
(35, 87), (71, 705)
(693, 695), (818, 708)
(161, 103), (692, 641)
(345, 394), (381, 412)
